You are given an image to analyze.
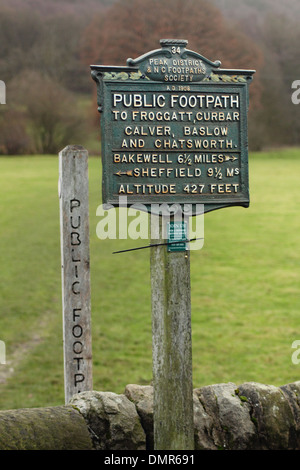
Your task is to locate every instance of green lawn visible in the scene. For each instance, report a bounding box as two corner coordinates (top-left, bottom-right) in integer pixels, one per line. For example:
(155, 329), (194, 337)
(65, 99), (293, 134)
(0, 148), (300, 410)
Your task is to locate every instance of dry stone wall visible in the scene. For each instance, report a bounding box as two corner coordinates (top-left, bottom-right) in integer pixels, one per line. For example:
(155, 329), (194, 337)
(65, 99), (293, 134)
(0, 381), (300, 450)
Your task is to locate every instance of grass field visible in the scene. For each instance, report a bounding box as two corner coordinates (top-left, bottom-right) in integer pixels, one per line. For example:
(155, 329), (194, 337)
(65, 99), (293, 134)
(0, 148), (300, 410)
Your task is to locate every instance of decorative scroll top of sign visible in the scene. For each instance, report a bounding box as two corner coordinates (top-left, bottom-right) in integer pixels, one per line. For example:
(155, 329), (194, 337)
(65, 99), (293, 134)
(126, 39), (221, 83)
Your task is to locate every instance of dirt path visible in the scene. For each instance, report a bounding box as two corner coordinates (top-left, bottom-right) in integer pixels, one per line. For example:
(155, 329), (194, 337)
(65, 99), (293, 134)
(0, 314), (53, 385)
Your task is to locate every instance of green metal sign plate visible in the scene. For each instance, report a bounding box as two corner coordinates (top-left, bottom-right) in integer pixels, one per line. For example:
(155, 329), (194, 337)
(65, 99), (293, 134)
(91, 39), (255, 214)
(167, 221), (188, 252)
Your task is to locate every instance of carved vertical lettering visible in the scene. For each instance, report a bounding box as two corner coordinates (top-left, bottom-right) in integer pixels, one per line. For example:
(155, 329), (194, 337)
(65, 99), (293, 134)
(59, 145), (93, 404)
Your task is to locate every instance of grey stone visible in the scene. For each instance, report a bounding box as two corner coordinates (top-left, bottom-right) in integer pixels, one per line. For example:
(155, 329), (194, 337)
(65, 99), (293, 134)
(124, 384), (154, 449)
(238, 382), (296, 449)
(194, 382), (257, 450)
(70, 391), (146, 450)
(280, 381), (300, 448)
(0, 406), (93, 450)
(192, 390), (216, 450)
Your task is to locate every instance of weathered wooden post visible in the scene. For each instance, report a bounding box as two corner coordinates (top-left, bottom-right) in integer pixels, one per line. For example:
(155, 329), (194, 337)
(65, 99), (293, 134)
(59, 145), (93, 404)
(91, 39), (254, 450)
(0, 340), (5, 365)
(150, 214), (194, 449)
(0, 80), (5, 105)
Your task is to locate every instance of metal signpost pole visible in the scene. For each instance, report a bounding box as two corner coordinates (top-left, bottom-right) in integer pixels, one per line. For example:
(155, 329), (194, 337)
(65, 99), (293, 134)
(59, 145), (93, 404)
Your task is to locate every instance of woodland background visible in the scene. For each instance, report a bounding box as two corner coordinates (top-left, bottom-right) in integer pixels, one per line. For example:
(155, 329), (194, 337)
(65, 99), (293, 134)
(0, 0), (299, 155)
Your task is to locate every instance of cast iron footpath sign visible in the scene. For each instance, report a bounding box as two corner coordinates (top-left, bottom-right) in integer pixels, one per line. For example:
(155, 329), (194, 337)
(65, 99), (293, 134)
(91, 40), (254, 451)
(91, 39), (255, 214)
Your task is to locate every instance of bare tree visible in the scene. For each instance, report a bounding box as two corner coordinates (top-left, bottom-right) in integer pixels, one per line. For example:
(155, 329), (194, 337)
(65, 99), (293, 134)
(81, 0), (263, 133)
(10, 71), (84, 154)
